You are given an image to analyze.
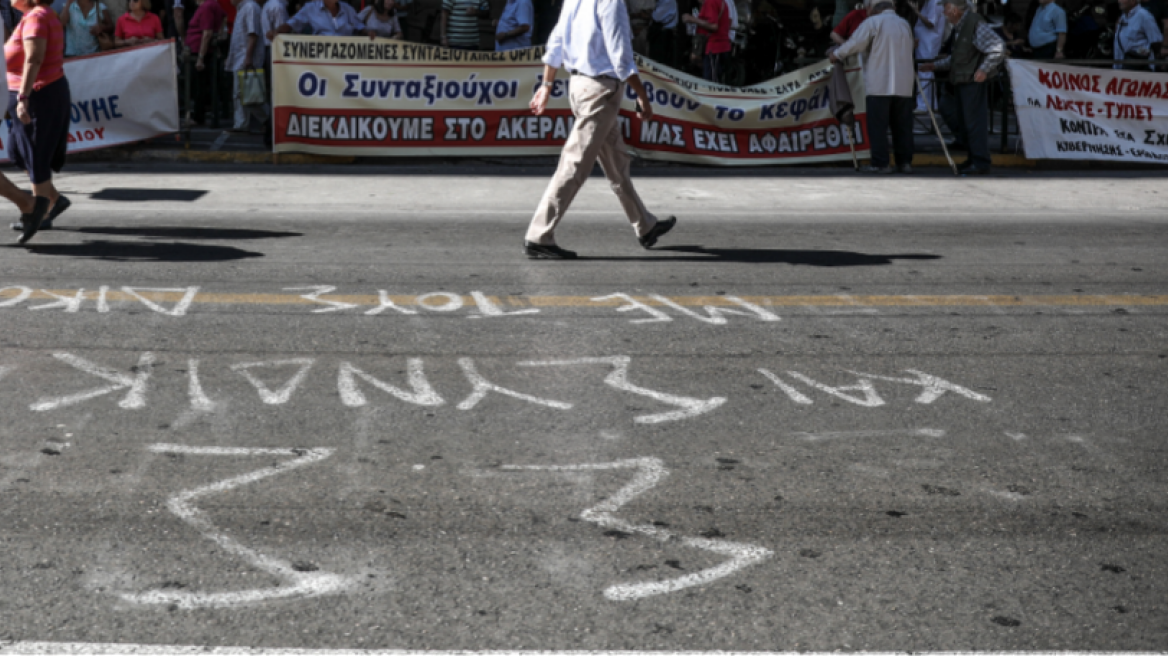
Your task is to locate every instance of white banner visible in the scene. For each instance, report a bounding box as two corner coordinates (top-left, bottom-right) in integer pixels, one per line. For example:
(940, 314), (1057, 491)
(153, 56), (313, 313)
(1, 40), (179, 159)
(1009, 59), (1168, 164)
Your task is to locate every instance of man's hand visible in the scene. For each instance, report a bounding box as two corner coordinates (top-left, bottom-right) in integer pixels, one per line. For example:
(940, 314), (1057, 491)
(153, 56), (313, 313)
(919, 62), (935, 72)
(636, 96), (653, 122)
(974, 70), (987, 83)
(828, 52), (840, 64)
(367, 28), (378, 39)
(266, 29), (276, 40)
(530, 85), (550, 115)
(1054, 50), (1065, 59)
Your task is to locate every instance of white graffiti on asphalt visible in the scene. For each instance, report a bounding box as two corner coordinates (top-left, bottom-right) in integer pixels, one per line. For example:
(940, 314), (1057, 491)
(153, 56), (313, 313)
(518, 356), (725, 424)
(30, 352), (155, 412)
(118, 444), (355, 609)
(499, 457), (773, 600)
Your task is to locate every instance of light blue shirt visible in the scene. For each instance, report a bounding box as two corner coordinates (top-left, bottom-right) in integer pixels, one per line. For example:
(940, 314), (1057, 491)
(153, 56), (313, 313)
(286, 0), (367, 36)
(1114, 4), (1163, 64)
(652, 0), (677, 29)
(543, 0), (638, 81)
(495, 0), (533, 51)
(1028, 1), (1067, 48)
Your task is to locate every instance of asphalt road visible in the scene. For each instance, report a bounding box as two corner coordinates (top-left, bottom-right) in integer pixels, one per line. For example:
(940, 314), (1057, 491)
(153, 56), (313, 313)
(0, 163), (1165, 653)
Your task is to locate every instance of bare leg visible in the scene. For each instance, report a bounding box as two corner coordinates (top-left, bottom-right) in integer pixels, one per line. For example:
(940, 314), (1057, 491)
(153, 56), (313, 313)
(31, 180), (59, 209)
(0, 173), (34, 214)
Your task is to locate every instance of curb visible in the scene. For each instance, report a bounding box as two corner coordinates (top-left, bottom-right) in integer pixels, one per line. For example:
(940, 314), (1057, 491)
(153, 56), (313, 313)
(75, 147), (1042, 169)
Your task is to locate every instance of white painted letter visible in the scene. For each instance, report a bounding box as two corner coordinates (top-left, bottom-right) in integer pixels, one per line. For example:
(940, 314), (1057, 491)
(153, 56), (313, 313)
(29, 288), (86, 313)
(117, 445), (355, 609)
(31, 352), (155, 411)
(758, 369), (813, 404)
(456, 358), (572, 411)
(592, 293), (671, 323)
(849, 369), (992, 404)
(0, 286), (32, 308)
(285, 286), (359, 313)
(499, 458), (772, 600)
(230, 358), (315, 405)
(519, 356), (725, 423)
(123, 286), (200, 317)
(338, 359), (444, 407)
(649, 294), (780, 324)
(470, 291), (538, 317)
(417, 292), (463, 312)
(785, 371), (885, 407)
(365, 290), (418, 316)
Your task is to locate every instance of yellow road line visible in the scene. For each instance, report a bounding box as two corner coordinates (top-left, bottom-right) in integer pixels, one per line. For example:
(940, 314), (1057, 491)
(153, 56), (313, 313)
(1, 288), (1166, 308)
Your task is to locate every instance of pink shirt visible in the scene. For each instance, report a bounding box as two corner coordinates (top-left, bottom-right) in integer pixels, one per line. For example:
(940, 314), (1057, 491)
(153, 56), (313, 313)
(115, 11), (163, 42)
(6, 6), (66, 91)
(185, 0), (227, 52)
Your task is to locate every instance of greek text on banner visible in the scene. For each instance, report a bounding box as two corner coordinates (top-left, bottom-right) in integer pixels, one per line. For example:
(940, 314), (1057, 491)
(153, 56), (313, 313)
(272, 35), (870, 166)
(1009, 59), (1168, 164)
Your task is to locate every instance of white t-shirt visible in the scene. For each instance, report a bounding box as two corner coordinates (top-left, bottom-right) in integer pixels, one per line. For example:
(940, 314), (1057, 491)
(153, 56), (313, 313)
(357, 5), (400, 37)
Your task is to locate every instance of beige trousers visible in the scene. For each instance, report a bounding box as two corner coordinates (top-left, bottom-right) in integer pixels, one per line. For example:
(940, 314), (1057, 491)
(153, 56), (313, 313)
(526, 75), (658, 245)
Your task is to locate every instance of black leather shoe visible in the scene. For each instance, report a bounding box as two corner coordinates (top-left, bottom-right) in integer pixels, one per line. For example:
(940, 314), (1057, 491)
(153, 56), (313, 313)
(11, 194), (68, 232)
(961, 165), (992, 175)
(16, 196), (50, 245)
(896, 164), (913, 174)
(639, 216), (676, 249)
(524, 241), (578, 259)
(859, 165), (893, 173)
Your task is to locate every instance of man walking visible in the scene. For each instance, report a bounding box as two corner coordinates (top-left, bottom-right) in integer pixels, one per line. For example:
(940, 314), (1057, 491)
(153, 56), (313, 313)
(523, 0), (676, 259)
(1028, 0), (1067, 59)
(921, 0), (1005, 175)
(830, 0), (915, 174)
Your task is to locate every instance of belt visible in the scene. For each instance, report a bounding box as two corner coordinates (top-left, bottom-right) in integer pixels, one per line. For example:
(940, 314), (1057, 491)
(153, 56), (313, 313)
(568, 69), (619, 82)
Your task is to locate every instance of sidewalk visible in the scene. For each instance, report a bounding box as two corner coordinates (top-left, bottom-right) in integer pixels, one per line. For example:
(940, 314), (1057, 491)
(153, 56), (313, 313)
(74, 117), (1043, 169)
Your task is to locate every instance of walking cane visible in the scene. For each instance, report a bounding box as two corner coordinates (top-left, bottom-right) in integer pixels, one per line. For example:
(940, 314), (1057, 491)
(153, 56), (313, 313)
(845, 125), (859, 170)
(916, 69), (959, 176)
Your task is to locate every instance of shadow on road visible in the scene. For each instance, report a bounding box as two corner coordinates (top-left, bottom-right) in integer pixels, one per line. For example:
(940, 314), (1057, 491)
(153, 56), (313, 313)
(57, 227), (303, 240)
(584, 246), (942, 266)
(89, 188), (208, 202)
(21, 240), (264, 262)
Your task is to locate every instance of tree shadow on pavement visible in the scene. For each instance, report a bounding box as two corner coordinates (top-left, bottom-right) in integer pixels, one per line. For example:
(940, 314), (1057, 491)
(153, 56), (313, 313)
(584, 246), (942, 266)
(20, 240), (264, 262)
(56, 227), (303, 240)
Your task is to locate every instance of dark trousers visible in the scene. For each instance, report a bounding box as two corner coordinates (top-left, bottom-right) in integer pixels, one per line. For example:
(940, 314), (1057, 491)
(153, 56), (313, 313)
(7, 77), (71, 184)
(864, 95), (914, 168)
(940, 81), (991, 169)
(648, 22), (677, 68)
(703, 52), (726, 83)
(1030, 42), (1057, 59)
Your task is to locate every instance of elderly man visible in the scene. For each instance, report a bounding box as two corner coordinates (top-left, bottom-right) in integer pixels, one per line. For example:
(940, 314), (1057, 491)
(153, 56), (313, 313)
(921, 0), (1005, 175)
(1028, 0), (1067, 59)
(1115, 0), (1163, 69)
(830, 0), (915, 174)
(524, 0), (676, 259)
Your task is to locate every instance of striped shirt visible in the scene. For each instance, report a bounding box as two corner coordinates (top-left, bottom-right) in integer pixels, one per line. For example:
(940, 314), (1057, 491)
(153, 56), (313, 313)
(6, 6), (65, 91)
(443, 0), (480, 47)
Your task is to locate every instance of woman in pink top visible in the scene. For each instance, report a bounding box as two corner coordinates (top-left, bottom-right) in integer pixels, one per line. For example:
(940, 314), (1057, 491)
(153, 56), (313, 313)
(6, 0), (71, 244)
(115, 0), (164, 47)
